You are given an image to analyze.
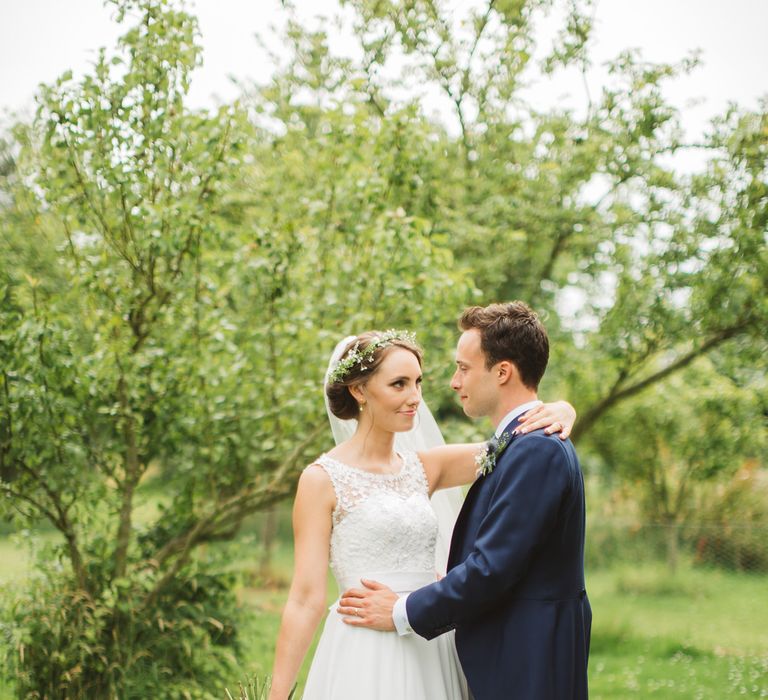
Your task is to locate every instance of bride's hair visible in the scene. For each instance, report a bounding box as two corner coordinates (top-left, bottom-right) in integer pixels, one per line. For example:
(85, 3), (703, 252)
(325, 331), (423, 420)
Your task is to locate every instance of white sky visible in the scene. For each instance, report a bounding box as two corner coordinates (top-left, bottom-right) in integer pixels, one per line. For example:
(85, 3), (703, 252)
(1, 0), (767, 146)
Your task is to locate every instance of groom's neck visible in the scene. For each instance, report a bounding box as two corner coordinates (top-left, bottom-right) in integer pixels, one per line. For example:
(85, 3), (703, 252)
(491, 390), (538, 430)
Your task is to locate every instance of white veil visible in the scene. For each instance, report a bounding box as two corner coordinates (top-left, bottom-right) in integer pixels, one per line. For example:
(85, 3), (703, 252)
(324, 336), (464, 575)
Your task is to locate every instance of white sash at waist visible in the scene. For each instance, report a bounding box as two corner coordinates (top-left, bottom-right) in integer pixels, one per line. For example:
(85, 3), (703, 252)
(335, 570), (437, 595)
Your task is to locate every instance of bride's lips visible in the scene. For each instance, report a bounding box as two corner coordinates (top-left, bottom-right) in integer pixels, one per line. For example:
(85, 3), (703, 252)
(399, 409), (417, 416)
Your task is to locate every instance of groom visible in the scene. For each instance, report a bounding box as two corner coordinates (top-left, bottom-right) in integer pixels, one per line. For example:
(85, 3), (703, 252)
(340, 302), (591, 699)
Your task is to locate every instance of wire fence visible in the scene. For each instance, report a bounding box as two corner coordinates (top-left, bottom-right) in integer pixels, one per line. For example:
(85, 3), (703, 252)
(586, 519), (768, 574)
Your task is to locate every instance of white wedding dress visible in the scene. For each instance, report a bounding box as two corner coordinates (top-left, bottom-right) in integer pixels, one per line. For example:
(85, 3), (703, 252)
(301, 450), (469, 699)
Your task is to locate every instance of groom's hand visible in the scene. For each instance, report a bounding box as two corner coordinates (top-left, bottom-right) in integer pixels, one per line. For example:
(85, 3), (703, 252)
(337, 579), (397, 631)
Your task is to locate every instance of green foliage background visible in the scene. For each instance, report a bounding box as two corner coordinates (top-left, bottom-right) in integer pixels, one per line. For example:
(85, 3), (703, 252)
(0, 0), (765, 697)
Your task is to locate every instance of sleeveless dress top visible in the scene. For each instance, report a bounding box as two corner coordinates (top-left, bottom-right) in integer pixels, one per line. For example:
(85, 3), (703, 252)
(301, 450), (468, 699)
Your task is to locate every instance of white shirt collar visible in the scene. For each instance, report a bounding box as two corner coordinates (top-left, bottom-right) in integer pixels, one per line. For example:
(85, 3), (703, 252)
(495, 400), (543, 438)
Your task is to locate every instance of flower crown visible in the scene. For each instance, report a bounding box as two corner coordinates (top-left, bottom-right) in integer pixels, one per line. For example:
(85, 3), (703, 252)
(328, 330), (418, 384)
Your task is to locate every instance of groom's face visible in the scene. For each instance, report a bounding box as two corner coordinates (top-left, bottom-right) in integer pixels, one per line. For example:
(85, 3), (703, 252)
(451, 329), (498, 419)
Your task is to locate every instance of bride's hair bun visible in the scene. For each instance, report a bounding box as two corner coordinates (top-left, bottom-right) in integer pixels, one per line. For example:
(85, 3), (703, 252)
(326, 331), (423, 420)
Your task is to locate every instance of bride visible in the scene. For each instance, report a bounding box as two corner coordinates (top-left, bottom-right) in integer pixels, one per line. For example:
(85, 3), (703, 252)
(268, 330), (576, 699)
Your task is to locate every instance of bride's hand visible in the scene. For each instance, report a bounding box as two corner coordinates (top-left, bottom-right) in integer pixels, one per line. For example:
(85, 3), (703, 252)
(516, 400), (576, 440)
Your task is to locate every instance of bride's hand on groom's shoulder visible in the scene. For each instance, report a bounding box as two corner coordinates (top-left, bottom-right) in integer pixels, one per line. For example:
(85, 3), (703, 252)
(516, 400), (576, 440)
(337, 579), (397, 631)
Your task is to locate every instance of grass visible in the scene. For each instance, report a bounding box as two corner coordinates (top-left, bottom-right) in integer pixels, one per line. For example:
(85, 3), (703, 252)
(591, 562), (768, 655)
(586, 563), (768, 698)
(0, 527), (62, 586)
(590, 643), (767, 698)
(2, 519), (767, 699)
(0, 537), (31, 585)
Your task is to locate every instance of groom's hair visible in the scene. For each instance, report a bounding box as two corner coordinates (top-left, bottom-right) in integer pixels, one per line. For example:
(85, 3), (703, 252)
(459, 301), (549, 390)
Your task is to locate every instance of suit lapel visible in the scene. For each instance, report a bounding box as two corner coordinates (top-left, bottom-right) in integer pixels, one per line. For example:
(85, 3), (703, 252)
(492, 415), (524, 463)
(447, 416), (526, 568)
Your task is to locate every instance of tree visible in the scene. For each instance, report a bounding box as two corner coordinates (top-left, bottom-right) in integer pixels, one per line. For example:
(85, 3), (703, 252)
(248, 0), (767, 567)
(1, 1), (471, 695)
(2, 0), (765, 693)
(322, 0), (768, 429)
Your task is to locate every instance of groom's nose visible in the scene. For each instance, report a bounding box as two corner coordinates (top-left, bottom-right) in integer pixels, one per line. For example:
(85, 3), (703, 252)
(450, 370), (461, 391)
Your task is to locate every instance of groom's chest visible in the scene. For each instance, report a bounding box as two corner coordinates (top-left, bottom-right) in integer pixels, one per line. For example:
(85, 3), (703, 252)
(453, 466), (504, 546)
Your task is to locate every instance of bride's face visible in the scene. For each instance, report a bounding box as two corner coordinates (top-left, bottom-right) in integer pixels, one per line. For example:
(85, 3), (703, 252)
(356, 347), (423, 433)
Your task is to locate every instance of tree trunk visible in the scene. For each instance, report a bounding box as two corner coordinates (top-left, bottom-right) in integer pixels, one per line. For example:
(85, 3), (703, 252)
(666, 522), (680, 574)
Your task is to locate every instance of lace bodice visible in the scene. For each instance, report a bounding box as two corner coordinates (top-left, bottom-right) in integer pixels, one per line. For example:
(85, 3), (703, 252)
(314, 450), (438, 588)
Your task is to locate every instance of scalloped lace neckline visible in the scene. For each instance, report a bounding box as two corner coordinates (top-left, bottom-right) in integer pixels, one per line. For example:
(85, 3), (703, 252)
(320, 452), (408, 480)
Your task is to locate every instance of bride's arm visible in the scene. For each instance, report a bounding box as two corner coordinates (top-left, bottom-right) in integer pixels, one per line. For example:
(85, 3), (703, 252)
(420, 400), (577, 492)
(268, 466), (335, 700)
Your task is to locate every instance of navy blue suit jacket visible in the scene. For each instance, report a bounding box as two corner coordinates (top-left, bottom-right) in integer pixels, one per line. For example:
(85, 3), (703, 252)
(407, 416), (591, 699)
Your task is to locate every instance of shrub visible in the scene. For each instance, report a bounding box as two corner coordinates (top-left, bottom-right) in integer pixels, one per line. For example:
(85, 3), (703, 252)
(3, 562), (241, 699)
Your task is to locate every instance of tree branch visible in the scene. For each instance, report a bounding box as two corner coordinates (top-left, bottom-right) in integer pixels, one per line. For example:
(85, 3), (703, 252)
(112, 369), (144, 580)
(0, 481), (58, 525)
(142, 422), (325, 608)
(63, 133), (141, 274)
(531, 217), (571, 300)
(3, 456), (90, 591)
(572, 322), (751, 440)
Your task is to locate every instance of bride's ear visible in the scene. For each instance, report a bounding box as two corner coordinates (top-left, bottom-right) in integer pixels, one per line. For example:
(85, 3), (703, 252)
(348, 383), (365, 404)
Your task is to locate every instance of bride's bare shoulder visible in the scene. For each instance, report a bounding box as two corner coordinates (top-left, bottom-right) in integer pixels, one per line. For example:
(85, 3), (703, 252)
(302, 458), (332, 481)
(297, 461), (336, 507)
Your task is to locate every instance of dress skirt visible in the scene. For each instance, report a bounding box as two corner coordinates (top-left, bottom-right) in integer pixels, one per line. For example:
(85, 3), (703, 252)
(302, 572), (468, 700)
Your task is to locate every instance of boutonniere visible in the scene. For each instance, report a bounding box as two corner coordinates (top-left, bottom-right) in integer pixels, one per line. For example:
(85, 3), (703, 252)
(474, 432), (511, 478)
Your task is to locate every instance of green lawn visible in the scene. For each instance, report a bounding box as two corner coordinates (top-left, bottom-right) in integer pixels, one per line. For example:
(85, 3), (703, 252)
(0, 537), (31, 585)
(586, 563), (768, 698)
(2, 528), (767, 699)
(0, 536), (29, 700)
(589, 562), (768, 655)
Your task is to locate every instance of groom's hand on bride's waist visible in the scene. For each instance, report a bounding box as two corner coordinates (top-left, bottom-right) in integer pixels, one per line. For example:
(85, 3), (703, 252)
(337, 579), (397, 631)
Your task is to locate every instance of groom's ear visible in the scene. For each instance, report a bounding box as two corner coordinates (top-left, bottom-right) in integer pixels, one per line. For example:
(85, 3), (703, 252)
(495, 360), (517, 386)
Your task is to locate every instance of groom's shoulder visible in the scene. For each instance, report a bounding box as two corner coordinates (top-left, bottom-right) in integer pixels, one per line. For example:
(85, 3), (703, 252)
(509, 429), (578, 465)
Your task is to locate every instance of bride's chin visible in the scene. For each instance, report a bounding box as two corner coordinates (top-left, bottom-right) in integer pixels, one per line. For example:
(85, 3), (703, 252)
(394, 416), (416, 431)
